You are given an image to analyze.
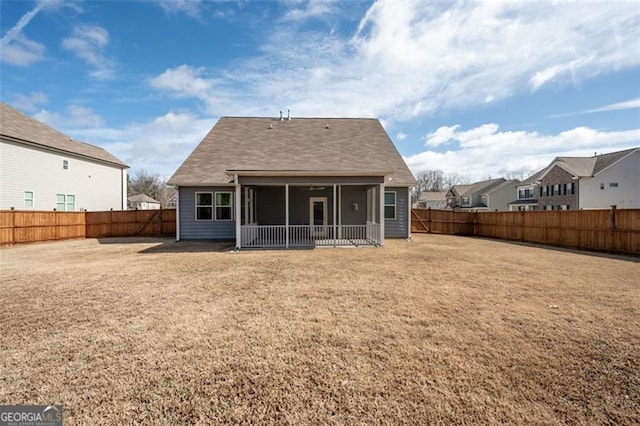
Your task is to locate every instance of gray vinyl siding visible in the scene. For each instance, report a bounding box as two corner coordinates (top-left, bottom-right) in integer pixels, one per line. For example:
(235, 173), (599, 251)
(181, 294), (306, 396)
(384, 186), (409, 238)
(340, 186), (367, 225)
(179, 186), (236, 240)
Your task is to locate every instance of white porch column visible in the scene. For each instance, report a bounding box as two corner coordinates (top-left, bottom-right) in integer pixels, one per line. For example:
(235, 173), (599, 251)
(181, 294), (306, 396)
(333, 184), (337, 245)
(235, 174), (241, 249)
(338, 185), (342, 239)
(379, 183), (385, 246)
(244, 187), (249, 225)
(285, 184), (289, 248)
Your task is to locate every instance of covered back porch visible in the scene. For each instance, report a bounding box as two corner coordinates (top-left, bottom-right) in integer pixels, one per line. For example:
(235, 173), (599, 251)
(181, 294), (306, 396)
(234, 174), (386, 249)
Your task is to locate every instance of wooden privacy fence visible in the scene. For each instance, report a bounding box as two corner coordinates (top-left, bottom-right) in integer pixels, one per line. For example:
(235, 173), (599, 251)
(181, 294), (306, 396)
(85, 209), (176, 238)
(0, 209), (176, 245)
(0, 210), (86, 245)
(412, 208), (640, 256)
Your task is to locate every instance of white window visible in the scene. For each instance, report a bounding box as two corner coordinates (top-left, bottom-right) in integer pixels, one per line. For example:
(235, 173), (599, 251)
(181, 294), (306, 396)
(56, 194), (75, 211)
(384, 191), (396, 220)
(544, 205), (553, 211)
(600, 183), (605, 190)
(560, 205), (569, 210)
(552, 184), (560, 195)
(24, 191), (33, 207)
(518, 188), (534, 199)
(215, 192), (233, 221)
(609, 182), (618, 188)
(565, 182), (574, 195)
(196, 192), (213, 221)
(63, 159), (69, 170)
(462, 195), (470, 206)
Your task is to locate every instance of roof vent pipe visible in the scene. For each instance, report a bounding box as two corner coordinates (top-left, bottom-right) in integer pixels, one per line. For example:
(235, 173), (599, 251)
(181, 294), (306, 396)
(287, 109), (291, 120)
(280, 110), (283, 121)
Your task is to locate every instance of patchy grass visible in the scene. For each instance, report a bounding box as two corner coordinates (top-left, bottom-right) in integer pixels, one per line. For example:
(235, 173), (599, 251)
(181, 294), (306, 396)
(1, 235), (638, 424)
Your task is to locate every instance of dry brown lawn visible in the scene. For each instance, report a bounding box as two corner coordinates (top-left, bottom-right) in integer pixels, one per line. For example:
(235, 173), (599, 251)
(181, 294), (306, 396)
(1, 235), (638, 424)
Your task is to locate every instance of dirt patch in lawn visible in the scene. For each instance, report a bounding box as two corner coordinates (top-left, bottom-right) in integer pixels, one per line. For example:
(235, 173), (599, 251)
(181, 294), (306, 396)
(1, 235), (638, 424)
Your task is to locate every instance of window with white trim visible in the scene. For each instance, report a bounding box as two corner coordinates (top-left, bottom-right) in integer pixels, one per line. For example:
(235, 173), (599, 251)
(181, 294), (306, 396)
(565, 182), (574, 195)
(56, 194), (75, 211)
(24, 191), (33, 207)
(215, 192), (233, 221)
(63, 160), (69, 170)
(196, 192), (213, 221)
(384, 191), (396, 220)
(609, 182), (618, 188)
(462, 195), (470, 206)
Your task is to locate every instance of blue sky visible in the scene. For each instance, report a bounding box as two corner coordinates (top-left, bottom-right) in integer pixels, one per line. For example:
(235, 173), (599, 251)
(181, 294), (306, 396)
(2, 0), (639, 181)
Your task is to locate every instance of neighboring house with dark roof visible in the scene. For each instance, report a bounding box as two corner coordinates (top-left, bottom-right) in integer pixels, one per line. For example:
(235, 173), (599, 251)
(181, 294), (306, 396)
(0, 102), (128, 211)
(168, 116), (417, 248)
(127, 193), (161, 210)
(414, 191), (447, 209)
(508, 147), (640, 211)
(446, 178), (517, 211)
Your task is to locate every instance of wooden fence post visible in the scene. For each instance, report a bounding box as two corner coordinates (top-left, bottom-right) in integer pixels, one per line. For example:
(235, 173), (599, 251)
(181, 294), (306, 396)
(610, 205), (617, 252)
(11, 209), (16, 245)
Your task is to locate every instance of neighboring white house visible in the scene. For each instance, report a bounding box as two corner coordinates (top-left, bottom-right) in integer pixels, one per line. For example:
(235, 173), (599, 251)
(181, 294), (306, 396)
(0, 102), (128, 211)
(128, 193), (161, 210)
(577, 148), (640, 209)
(508, 147), (639, 211)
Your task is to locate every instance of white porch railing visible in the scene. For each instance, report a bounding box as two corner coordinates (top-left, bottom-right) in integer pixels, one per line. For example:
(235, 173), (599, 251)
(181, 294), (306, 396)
(240, 224), (381, 248)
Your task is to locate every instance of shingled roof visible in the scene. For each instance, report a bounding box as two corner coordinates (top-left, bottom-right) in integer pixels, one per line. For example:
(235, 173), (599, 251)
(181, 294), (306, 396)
(168, 117), (416, 186)
(522, 147), (639, 183)
(0, 102), (127, 168)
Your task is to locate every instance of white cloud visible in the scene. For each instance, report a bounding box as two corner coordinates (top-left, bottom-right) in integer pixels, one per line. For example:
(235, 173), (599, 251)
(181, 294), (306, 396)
(35, 104), (105, 128)
(396, 131), (407, 141)
(0, 0), (83, 66)
(1, 33), (46, 66)
(61, 25), (114, 79)
(582, 98), (640, 114)
(283, 0), (338, 22)
(10, 92), (48, 111)
(155, 0), (203, 18)
(425, 125), (460, 147)
(64, 111), (215, 178)
(406, 123), (640, 181)
(149, 65), (213, 97)
(148, 1), (639, 124)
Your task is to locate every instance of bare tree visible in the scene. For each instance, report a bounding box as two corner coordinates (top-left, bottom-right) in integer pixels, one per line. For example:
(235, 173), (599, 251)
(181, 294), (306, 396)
(412, 170), (470, 202)
(441, 172), (470, 191)
(128, 170), (174, 207)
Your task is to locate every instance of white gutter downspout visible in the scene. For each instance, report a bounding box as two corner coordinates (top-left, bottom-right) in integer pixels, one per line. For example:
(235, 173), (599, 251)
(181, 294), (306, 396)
(235, 174), (241, 250)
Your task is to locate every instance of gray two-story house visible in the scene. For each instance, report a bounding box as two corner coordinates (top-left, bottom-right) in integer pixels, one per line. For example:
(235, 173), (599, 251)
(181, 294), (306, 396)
(168, 116), (416, 249)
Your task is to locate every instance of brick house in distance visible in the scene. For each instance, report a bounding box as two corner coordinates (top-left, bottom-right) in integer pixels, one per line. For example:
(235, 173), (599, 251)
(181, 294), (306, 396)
(509, 147), (639, 210)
